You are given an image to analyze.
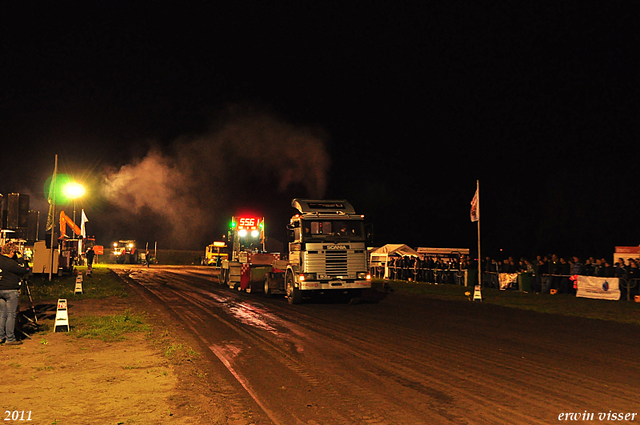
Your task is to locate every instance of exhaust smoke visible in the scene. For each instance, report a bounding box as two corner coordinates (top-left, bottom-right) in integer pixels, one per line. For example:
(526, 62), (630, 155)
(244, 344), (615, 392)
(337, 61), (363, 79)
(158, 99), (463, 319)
(101, 107), (331, 248)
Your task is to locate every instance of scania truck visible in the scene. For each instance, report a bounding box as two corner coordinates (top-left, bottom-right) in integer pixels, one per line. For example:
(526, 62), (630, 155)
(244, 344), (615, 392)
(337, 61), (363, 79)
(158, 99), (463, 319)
(265, 198), (371, 304)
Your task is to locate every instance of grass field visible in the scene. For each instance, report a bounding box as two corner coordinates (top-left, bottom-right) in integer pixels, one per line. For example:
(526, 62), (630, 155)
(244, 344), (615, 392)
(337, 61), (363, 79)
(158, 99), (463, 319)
(383, 279), (640, 326)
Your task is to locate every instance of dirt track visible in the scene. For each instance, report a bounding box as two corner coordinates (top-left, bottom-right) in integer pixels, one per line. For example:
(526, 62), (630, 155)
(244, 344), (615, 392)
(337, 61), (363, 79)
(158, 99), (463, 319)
(117, 266), (640, 424)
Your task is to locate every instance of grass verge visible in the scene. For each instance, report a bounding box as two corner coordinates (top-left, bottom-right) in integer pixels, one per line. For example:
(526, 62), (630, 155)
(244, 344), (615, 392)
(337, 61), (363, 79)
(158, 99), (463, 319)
(72, 310), (150, 341)
(382, 279), (640, 326)
(27, 264), (128, 301)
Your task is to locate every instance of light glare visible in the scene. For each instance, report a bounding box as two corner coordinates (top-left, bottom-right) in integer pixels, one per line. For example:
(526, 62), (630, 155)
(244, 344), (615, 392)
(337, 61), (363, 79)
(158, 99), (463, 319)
(64, 182), (86, 199)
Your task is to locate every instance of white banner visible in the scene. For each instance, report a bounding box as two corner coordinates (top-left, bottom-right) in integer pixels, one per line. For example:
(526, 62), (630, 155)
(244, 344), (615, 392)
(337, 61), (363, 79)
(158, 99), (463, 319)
(576, 276), (620, 301)
(499, 273), (518, 290)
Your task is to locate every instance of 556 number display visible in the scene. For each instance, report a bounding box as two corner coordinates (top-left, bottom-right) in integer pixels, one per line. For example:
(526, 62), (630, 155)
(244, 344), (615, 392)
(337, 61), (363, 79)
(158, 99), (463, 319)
(4, 411), (32, 421)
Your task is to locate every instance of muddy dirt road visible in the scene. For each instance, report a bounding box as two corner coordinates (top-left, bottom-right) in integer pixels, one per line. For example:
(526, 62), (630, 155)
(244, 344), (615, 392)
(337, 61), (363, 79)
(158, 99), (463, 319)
(115, 266), (640, 424)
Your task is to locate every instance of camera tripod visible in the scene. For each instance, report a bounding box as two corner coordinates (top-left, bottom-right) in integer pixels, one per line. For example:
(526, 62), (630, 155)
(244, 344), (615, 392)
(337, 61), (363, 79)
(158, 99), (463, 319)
(16, 278), (40, 340)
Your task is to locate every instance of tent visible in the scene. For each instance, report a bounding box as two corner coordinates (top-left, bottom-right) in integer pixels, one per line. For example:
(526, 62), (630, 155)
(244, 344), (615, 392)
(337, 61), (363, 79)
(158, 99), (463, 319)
(369, 244), (419, 278)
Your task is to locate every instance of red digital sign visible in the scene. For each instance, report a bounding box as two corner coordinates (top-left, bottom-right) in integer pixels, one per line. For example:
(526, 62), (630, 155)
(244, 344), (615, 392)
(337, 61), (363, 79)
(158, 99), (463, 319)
(237, 217), (260, 230)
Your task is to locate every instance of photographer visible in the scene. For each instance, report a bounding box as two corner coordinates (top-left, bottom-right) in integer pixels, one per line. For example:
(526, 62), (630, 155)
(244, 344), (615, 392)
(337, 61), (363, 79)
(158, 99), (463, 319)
(0, 243), (30, 346)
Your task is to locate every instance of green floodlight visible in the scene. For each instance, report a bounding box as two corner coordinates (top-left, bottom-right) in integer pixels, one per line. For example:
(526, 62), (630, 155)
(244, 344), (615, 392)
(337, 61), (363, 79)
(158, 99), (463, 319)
(44, 174), (75, 204)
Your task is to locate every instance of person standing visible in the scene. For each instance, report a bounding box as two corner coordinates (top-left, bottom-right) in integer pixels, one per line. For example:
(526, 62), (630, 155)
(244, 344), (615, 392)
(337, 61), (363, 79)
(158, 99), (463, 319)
(0, 243), (30, 345)
(85, 246), (95, 276)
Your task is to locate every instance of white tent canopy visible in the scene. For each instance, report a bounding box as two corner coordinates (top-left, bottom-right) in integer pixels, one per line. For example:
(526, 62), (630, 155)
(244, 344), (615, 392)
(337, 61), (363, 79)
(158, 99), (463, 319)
(370, 244), (419, 257)
(370, 244), (419, 278)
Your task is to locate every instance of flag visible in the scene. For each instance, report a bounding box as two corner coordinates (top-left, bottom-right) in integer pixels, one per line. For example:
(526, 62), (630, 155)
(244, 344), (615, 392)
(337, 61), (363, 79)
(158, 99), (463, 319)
(470, 188), (479, 222)
(46, 159), (58, 231)
(81, 209), (89, 238)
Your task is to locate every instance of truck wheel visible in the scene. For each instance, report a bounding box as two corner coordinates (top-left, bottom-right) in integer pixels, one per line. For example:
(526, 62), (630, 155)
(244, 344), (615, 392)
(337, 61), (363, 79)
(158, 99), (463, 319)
(286, 272), (302, 305)
(263, 276), (272, 298)
(220, 269), (228, 286)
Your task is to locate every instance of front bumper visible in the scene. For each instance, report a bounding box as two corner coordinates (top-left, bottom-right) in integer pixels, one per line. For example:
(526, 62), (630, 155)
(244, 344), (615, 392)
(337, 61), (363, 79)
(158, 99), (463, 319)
(299, 280), (371, 291)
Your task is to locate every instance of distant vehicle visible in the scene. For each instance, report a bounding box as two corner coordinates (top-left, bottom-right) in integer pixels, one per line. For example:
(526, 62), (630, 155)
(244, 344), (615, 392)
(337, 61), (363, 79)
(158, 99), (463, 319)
(203, 241), (228, 266)
(112, 240), (139, 264)
(32, 211), (87, 275)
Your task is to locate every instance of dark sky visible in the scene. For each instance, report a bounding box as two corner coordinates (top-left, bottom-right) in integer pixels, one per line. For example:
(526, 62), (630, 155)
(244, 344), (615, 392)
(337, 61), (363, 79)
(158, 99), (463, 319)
(1, 3), (639, 259)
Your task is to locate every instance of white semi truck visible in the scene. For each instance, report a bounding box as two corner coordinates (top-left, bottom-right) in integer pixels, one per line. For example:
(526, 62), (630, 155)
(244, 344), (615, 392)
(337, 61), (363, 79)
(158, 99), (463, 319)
(266, 198), (372, 304)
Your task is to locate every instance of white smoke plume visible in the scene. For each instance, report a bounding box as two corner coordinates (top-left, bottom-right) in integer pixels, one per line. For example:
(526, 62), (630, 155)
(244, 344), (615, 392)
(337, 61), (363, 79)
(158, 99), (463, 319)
(101, 106), (331, 248)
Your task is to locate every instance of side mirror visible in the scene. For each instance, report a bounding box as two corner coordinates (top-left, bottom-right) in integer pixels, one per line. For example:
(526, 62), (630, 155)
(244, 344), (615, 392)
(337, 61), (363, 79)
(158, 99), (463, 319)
(364, 223), (374, 246)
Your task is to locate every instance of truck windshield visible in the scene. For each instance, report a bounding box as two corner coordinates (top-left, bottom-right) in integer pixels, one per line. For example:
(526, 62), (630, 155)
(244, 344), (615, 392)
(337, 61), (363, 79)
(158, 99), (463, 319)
(301, 220), (365, 241)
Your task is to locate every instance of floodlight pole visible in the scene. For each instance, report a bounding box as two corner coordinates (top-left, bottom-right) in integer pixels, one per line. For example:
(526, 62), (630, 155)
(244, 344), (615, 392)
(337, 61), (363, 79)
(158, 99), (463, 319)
(476, 180), (481, 287)
(49, 155), (58, 282)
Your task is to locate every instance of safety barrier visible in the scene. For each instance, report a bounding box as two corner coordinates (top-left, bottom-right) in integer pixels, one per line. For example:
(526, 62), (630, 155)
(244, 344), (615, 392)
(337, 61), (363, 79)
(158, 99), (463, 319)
(372, 265), (640, 301)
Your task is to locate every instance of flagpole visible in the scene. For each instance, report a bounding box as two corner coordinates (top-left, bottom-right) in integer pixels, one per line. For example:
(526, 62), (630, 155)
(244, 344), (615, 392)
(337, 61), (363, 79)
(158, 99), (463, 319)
(49, 154), (58, 282)
(476, 180), (481, 287)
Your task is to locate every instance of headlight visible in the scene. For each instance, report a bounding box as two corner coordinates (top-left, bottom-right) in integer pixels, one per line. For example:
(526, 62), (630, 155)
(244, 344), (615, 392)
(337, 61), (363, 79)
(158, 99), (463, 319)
(238, 229), (247, 237)
(299, 273), (317, 281)
(251, 230), (260, 238)
(357, 272), (371, 280)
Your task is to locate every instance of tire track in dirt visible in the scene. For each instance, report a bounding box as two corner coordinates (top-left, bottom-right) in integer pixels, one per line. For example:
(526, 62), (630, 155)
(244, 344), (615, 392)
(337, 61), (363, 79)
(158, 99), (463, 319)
(119, 267), (640, 424)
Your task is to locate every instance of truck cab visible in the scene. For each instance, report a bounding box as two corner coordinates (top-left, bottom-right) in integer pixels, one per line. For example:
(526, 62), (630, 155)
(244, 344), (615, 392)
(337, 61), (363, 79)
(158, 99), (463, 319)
(284, 199), (371, 304)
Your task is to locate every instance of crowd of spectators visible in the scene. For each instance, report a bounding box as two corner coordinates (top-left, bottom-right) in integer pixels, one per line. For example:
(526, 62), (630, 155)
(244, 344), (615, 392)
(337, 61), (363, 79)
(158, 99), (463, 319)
(383, 255), (472, 285)
(375, 253), (640, 299)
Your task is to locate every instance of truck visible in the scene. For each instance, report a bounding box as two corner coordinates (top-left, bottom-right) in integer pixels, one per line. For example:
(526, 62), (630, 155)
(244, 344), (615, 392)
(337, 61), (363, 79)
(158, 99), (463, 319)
(220, 199), (372, 304)
(112, 240), (139, 264)
(203, 241), (228, 266)
(220, 216), (280, 292)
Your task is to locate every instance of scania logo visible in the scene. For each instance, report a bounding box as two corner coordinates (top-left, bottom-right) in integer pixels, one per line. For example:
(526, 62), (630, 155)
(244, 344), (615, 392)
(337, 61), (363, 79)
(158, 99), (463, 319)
(327, 245), (347, 250)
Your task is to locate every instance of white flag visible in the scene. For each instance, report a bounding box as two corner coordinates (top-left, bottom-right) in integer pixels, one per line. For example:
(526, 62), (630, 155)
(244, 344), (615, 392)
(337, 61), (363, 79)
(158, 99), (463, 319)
(46, 161), (58, 231)
(470, 189), (479, 222)
(81, 209), (89, 238)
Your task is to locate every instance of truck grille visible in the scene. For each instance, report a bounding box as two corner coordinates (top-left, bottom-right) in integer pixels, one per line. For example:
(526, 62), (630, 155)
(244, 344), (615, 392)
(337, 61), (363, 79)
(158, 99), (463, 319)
(326, 251), (348, 275)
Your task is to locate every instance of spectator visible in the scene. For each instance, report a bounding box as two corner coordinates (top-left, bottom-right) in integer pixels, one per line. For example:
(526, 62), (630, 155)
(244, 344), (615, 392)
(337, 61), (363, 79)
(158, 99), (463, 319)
(569, 257), (583, 295)
(559, 257), (571, 294)
(583, 257), (595, 276)
(602, 260), (614, 277)
(0, 243), (30, 346)
(86, 246), (95, 276)
(628, 259), (640, 297)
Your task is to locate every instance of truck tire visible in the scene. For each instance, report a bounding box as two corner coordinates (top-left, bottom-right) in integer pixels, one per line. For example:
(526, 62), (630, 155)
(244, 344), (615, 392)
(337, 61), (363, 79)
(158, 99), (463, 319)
(263, 276), (272, 298)
(286, 272), (302, 305)
(220, 268), (228, 286)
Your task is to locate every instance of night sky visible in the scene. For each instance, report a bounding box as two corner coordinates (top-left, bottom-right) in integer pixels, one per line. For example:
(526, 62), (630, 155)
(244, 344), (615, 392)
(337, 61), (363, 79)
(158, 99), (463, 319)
(1, 3), (639, 259)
